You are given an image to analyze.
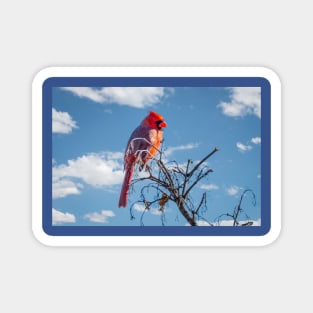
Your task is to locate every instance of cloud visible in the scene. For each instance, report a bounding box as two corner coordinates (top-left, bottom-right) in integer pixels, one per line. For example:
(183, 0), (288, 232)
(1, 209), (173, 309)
(226, 185), (240, 196)
(84, 210), (115, 223)
(133, 203), (163, 215)
(151, 208), (164, 216)
(214, 218), (261, 226)
(196, 220), (211, 226)
(62, 87), (104, 102)
(187, 219), (261, 226)
(236, 142), (253, 153)
(200, 183), (219, 191)
(52, 178), (83, 199)
(236, 136), (261, 153)
(164, 143), (199, 157)
(52, 152), (124, 198)
(61, 87), (172, 108)
(53, 152), (124, 188)
(218, 87), (261, 118)
(52, 108), (78, 134)
(133, 203), (146, 212)
(52, 208), (76, 225)
(251, 136), (261, 144)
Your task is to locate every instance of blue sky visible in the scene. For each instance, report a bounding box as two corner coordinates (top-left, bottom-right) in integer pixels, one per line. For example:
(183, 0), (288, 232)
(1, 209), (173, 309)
(52, 86), (261, 226)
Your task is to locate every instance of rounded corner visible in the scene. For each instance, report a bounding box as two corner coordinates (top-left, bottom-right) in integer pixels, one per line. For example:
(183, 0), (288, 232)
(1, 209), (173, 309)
(258, 223), (281, 247)
(32, 67), (61, 90)
(257, 66), (282, 88)
(32, 226), (53, 247)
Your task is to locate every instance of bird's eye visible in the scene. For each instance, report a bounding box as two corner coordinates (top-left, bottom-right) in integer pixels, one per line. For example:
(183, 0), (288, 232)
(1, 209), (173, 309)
(155, 120), (163, 129)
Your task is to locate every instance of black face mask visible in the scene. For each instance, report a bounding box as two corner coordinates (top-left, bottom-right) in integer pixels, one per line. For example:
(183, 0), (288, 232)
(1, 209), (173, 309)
(155, 120), (164, 130)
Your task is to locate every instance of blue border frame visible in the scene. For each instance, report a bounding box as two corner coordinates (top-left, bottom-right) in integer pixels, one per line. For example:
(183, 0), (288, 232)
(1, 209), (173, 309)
(42, 77), (271, 236)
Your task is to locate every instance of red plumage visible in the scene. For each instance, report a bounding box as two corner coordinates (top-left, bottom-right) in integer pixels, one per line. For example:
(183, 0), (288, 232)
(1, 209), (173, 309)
(118, 111), (167, 208)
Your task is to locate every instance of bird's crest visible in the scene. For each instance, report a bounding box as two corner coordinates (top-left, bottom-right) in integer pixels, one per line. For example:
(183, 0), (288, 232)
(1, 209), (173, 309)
(149, 111), (164, 121)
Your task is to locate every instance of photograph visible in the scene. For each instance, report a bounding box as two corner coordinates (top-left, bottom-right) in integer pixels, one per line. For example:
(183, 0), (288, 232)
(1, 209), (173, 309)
(41, 73), (271, 237)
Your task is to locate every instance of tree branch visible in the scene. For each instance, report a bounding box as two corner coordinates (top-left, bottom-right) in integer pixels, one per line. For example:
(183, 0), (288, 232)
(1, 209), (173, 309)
(187, 146), (219, 178)
(175, 196), (197, 226)
(128, 146), (222, 226)
(183, 168), (213, 198)
(182, 159), (192, 196)
(194, 192), (206, 215)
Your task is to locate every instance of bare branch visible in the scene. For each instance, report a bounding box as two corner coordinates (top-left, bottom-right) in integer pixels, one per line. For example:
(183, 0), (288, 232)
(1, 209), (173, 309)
(187, 146), (219, 178)
(182, 159), (192, 196)
(195, 192), (206, 215)
(157, 159), (176, 194)
(175, 196), (197, 226)
(127, 145), (256, 228)
(129, 147), (219, 226)
(183, 168), (213, 198)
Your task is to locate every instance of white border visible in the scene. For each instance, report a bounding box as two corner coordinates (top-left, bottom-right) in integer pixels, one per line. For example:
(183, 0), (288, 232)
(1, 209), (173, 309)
(32, 67), (281, 247)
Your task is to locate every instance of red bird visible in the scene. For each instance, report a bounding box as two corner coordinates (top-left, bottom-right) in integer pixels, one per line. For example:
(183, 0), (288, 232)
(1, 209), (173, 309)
(118, 111), (167, 208)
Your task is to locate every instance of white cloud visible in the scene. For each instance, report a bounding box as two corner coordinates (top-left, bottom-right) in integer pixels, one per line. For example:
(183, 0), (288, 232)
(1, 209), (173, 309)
(133, 203), (146, 212)
(200, 183), (219, 191)
(236, 136), (261, 153)
(84, 210), (115, 223)
(53, 152), (124, 188)
(226, 185), (240, 196)
(164, 143), (199, 157)
(52, 152), (124, 199)
(214, 218), (261, 226)
(251, 136), (261, 144)
(103, 151), (124, 160)
(236, 142), (253, 153)
(187, 219), (261, 226)
(61, 87), (172, 108)
(196, 220), (211, 226)
(62, 87), (105, 102)
(218, 87), (261, 118)
(52, 108), (78, 134)
(133, 203), (163, 215)
(52, 178), (83, 199)
(52, 208), (76, 225)
(151, 208), (164, 215)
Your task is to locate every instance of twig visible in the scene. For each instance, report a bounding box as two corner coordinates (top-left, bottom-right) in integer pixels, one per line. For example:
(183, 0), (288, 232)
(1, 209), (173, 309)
(129, 146), (221, 226)
(187, 147), (219, 178)
(182, 159), (192, 196)
(183, 168), (213, 198)
(195, 192), (206, 215)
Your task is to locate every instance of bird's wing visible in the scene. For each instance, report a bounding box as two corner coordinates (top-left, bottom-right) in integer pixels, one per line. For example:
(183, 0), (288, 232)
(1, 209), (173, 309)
(125, 125), (156, 154)
(124, 125), (158, 167)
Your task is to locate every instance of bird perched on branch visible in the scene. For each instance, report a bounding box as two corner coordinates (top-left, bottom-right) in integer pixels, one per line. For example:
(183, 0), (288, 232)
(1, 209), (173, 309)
(118, 111), (167, 208)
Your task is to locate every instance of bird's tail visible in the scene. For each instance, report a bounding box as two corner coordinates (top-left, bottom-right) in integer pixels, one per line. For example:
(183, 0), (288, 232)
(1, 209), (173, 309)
(118, 164), (135, 208)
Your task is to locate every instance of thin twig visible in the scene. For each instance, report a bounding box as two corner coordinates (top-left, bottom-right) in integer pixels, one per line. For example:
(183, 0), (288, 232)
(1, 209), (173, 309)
(183, 168), (213, 197)
(195, 192), (206, 215)
(182, 159), (192, 196)
(187, 147), (219, 178)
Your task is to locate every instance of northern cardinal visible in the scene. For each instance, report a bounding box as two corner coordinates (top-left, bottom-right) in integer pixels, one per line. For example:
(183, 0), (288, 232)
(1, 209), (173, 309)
(118, 111), (167, 208)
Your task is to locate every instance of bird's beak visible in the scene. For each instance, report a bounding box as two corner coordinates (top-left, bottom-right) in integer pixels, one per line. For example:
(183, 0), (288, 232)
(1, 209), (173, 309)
(160, 121), (167, 128)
